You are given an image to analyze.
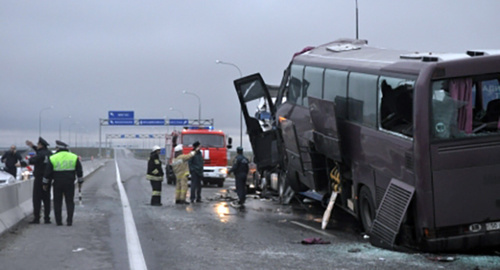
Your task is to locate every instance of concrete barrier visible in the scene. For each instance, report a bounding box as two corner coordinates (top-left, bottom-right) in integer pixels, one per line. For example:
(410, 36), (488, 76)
(0, 158), (107, 236)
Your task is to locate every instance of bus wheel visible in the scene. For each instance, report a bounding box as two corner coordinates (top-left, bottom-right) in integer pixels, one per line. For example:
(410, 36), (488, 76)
(359, 186), (376, 233)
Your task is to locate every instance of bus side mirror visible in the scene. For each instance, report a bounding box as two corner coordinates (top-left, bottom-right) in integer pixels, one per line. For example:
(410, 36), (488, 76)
(227, 137), (233, 149)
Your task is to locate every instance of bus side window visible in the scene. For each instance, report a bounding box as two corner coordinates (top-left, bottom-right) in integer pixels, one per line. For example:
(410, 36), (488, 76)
(287, 64), (304, 105)
(304, 66), (324, 107)
(324, 69), (348, 118)
(379, 77), (414, 136)
(348, 73), (378, 127)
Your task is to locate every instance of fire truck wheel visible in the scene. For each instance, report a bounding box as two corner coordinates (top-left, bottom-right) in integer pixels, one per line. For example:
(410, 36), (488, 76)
(359, 186), (376, 234)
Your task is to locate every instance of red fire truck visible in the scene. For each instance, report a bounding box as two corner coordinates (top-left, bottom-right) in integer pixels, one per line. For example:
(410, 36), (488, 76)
(166, 126), (232, 187)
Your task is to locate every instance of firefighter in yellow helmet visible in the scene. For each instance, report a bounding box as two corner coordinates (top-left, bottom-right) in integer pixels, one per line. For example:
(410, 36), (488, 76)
(147, 145), (164, 206)
(171, 144), (198, 204)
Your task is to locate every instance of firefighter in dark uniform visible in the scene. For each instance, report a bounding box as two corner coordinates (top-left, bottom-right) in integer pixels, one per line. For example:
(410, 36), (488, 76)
(43, 140), (83, 226)
(26, 137), (52, 224)
(188, 141), (204, 203)
(147, 145), (164, 206)
(229, 146), (249, 208)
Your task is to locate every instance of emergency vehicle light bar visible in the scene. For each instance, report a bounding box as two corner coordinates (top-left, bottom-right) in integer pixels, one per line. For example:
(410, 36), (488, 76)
(184, 126), (214, 130)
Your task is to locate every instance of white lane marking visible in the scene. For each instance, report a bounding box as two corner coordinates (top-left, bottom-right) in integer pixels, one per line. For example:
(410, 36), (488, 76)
(290, 221), (337, 238)
(115, 159), (148, 270)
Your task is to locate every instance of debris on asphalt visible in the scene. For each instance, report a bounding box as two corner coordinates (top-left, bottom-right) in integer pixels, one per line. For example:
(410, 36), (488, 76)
(348, 248), (361, 253)
(72, 247), (85, 252)
(301, 237), (331, 245)
(426, 255), (457, 262)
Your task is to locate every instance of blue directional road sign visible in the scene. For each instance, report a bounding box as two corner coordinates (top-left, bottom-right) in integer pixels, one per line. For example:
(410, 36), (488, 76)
(138, 119), (165, 126)
(169, 119), (189, 126)
(109, 119), (135, 125)
(109, 111), (134, 119)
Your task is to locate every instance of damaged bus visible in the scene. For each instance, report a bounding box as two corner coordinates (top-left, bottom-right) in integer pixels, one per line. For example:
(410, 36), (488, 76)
(233, 39), (500, 252)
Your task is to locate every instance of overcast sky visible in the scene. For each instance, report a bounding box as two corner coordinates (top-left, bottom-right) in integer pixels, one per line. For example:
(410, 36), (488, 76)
(1, 0), (499, 150)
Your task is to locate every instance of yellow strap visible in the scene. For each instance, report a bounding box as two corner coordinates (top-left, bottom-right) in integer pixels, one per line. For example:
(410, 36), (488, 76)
(329, 165), (341, 192)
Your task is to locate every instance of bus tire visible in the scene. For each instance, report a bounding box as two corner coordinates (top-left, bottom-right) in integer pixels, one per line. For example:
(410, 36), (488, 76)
(359, 186), (376, 234)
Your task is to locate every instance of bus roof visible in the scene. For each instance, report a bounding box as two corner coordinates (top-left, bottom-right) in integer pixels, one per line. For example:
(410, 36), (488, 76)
(292, 38), (499, 76)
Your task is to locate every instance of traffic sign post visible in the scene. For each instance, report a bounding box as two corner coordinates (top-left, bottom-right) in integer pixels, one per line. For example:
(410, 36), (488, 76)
(99, 112), (214, 157)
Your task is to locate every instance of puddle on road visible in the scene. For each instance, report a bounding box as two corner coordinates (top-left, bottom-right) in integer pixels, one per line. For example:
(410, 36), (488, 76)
(215, 203), (230, 223)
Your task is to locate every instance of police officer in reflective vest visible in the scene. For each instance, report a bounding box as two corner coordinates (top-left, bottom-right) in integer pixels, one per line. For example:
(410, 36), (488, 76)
(147, 145), (164, 206)
(26, 137), (52, 224)
(43, 140), (83, 226)
(229, 146), (249, 208)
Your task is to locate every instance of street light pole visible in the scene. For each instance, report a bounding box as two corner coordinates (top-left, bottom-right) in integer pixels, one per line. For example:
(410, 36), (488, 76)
(182, 91), (201, 126)
(39, 106), (53, 137)
(68, 121), (79, 146)
(59, 115), (72, 140)
(355, 0), (359, 39)
(216, 60), (243, 147)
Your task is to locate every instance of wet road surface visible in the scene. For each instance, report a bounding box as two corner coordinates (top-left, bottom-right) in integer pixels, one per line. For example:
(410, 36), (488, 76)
(0, 148), (499, 269)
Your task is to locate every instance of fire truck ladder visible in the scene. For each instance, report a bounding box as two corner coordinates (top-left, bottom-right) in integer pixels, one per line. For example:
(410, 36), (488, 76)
(369, 178), (415, 250)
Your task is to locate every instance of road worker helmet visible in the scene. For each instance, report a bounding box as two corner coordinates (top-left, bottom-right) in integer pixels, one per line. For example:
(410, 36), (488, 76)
(152, 145), (161, 152)
(174, 144), (183, 152)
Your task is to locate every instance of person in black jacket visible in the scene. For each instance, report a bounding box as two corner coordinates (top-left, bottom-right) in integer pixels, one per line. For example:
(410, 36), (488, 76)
(1, 145), (22, 177)
(229, 147), (249, 208)
(188, 141), (204, 203)
(147, 145), (164, 206)
(26, 137), (52, 224)
(43, 140), (83, 226)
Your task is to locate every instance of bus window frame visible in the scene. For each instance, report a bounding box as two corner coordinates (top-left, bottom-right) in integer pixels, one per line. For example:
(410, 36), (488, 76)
(377, 75), (416, 140)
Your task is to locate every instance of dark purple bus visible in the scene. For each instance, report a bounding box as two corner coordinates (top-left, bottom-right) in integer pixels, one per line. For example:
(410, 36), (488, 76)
(234, 39), (500, 252)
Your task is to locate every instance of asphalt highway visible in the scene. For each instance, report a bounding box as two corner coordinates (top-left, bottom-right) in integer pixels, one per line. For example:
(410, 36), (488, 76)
(0, 148), (498, 269)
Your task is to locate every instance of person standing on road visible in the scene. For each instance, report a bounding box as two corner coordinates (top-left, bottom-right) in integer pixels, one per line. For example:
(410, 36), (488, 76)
(147, 145), (164, 206)
(26, 137), (52, 224)
(43, 140), (83, 226)
(171, 144), (198, 204)
(188, 141), (203, 203)
(1, 145), (23, 177)
(229, 146), (249, 208)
